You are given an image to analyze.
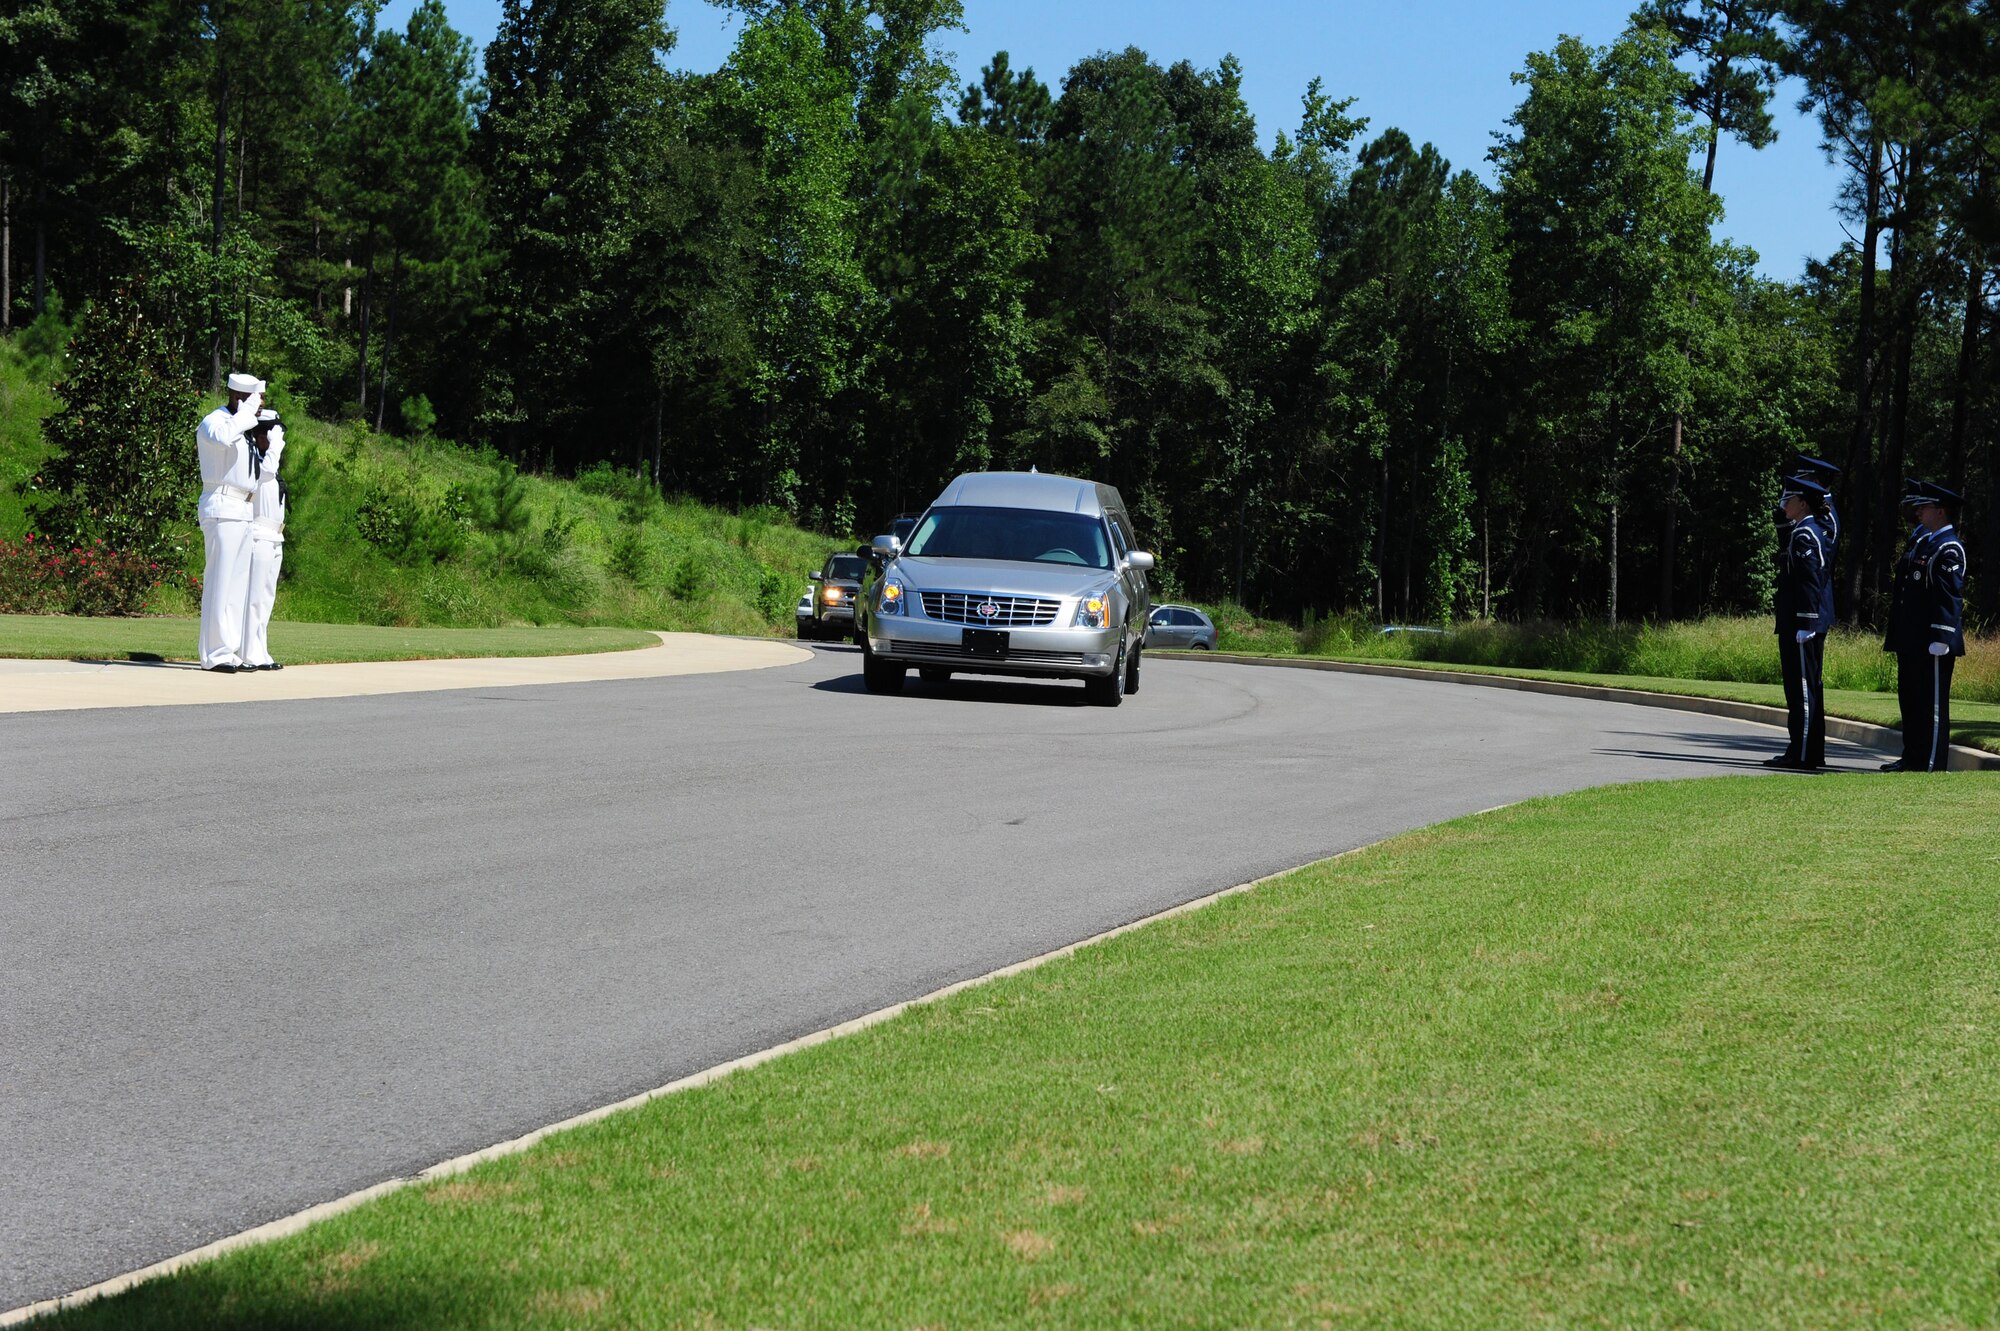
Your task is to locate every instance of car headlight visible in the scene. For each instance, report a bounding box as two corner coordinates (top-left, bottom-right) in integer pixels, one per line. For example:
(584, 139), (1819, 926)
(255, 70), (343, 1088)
(1074, 593), (1110, 629)
(878, 580), (907, 615)
(823, 586), (844, 604)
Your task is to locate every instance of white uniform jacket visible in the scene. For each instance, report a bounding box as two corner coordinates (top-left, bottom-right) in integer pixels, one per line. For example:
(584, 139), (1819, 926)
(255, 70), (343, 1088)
(197, 399), (261, 523)
(251, 429), (286, 542)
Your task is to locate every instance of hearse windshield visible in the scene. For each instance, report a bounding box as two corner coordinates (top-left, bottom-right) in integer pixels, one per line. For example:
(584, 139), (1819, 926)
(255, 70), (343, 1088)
(905, 506), (1113, 569)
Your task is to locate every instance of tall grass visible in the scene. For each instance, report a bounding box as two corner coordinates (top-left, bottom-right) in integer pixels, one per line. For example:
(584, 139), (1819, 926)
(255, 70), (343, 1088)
(0, 341), (840, 635)
(1206, 604), (2000, 704)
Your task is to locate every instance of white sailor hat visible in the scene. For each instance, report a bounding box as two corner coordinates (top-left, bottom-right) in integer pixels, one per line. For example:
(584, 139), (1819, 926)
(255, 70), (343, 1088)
(255, 409), (280, 424)
(226, 371), (263, 395)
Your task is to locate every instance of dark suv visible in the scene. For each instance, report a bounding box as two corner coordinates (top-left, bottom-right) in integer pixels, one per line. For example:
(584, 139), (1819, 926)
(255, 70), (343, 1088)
(803, 552), (868, 640)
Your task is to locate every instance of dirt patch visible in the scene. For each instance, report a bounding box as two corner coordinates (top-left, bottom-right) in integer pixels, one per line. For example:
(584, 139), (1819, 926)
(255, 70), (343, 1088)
(1041, 1183), (1087, 1207)
(309, 1240), (382, 1298)
(894, 1140), (952, 1160)
(1004, 1229), (1055, 1261)
(425, 1178), (520, 1205)
(901, 1202), (961, 1236)
(531, 1287), (608, 1317)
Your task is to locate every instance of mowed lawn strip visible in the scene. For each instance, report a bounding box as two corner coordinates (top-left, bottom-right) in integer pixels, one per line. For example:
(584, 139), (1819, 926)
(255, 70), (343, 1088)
(1194, 650), (2000, 756)
(0, 615), (659, 664)
(49, 777), (2000, 1330)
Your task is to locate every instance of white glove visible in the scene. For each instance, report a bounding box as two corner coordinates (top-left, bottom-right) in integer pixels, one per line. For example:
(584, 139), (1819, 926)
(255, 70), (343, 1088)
(1795, 629), (1813, 643)
(1929, 641), (1950, 656)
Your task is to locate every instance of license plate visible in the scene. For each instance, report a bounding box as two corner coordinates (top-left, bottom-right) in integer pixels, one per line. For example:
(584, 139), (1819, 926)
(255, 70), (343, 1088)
(961, 628), (1009, 658)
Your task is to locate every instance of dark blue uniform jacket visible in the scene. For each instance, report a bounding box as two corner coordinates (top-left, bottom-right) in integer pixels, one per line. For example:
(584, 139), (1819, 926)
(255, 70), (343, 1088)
(1884, 525), (1967, 656)
(1774, 515), (1834, 636)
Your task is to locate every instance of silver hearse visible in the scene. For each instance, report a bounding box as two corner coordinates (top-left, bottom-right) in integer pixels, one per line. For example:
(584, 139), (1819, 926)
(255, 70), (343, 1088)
(855, 471), (1155, 706)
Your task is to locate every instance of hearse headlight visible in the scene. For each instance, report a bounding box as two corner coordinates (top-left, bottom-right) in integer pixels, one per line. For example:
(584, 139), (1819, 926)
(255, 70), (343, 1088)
(1073, 593), (1110, 629)
(878, 580), (907, 615)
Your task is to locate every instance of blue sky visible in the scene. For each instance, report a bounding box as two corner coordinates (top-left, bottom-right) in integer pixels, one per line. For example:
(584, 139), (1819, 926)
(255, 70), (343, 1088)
(380, 0), (1848, 280)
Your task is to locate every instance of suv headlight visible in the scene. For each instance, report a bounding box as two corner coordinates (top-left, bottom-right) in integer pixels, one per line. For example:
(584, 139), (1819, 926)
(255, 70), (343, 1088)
(878, 580), (907, 615)
(1073, 593), (1111, 629)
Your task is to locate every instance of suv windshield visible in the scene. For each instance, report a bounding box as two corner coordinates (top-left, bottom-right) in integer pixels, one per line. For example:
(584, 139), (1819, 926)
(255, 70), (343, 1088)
(905, 507), (1113, 569)
(825, 555), (864, 581)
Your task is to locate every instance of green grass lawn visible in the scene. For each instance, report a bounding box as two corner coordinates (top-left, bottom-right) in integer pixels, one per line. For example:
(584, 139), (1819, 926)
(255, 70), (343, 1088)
(1201, 651), (2000, 757)
(0, 615), (659, 664)
(51, 776), (2000, 1330)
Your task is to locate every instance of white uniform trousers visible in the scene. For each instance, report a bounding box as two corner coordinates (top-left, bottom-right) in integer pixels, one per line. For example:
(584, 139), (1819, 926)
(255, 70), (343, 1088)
(242, 534), (283, 667)
(199, 518), (255, 668)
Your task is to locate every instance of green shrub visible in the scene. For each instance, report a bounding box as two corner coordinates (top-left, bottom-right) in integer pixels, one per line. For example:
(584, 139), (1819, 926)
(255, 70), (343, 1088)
(576, 460), (655, 510)
(355, 480), (468, 565)
(755, 566), (791, 622)
(667, 552), (705, 602)
(486, 463), (532, 535)
(608, 525), (653, 584)
(400, 394), (437, 440)
(0, 533), (180, 614)
(541, 505), (577, 554)
(15, 296), (72, 365)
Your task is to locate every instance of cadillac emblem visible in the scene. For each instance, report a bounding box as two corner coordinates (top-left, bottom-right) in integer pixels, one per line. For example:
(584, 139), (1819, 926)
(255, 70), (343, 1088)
(977, 601), (1000, 619)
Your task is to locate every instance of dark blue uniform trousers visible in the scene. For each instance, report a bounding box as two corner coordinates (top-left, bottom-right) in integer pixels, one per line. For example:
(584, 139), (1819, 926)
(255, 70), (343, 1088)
(1781, 632), (1827, 767)
(1897, 650), (1956, 771)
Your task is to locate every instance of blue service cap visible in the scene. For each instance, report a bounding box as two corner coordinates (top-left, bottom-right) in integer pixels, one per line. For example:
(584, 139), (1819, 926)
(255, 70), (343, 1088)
(1779, 474), (1829, 502)
(1788, 452), (1840, 480)
(1901, 478), (1959, 508)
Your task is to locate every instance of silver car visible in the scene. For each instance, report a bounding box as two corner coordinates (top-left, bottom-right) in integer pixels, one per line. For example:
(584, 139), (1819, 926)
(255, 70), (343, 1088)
(855, 471), (1155, 706)
(1144, 604), (1218, 650)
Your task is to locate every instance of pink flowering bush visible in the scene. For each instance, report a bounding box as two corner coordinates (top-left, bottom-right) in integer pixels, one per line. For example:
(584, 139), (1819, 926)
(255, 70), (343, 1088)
(0, 534), (189, 616)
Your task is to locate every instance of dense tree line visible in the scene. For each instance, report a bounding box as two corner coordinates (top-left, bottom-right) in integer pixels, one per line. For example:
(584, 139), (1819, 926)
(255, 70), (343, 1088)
(2, 0), (1995, 625)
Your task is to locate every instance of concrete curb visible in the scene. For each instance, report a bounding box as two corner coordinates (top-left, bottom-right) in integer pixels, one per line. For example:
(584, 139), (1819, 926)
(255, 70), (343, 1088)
(1169, 651), (1999, 773)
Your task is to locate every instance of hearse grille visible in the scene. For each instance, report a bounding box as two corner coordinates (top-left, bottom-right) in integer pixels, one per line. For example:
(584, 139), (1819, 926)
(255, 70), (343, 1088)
(919, 592), (1061, 627)
(896, 642), (1088, 667)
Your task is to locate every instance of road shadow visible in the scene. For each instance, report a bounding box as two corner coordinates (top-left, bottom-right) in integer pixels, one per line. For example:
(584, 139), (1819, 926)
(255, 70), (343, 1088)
(1593, 728), (1882, 771)
(47, 1271), (468, 1330)
(72, 654), (192, 669)
(810, 670), (1087, 708)
(1950, 721), (1999, 754)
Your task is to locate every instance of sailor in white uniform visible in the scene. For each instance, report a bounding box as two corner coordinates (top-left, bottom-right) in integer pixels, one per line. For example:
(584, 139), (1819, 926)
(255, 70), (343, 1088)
(196, 372), (265, 672)
(242, 410), (287, 670)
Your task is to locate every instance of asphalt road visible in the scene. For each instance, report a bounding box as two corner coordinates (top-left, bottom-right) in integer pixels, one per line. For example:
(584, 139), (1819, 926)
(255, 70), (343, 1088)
(0, 646), (1877, 1308)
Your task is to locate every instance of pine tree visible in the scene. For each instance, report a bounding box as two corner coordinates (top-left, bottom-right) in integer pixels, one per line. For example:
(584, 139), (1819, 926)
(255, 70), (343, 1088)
(24, 285), (200, 572)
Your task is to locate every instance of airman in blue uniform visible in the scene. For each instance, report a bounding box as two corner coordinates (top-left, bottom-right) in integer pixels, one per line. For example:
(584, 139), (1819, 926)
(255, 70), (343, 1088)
(1882, 481), (1968, 772)
(1766, 475), (1834, 770)
(1788, 452), (1841, 554)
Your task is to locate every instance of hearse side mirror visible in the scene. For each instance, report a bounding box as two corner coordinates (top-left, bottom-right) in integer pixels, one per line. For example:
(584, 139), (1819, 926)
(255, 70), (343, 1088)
(871, 534), (901, 558)
(1126, 551), (1156, 572)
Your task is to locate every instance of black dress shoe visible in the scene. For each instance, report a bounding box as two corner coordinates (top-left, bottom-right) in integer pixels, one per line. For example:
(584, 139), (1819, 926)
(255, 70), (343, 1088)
(203, 663), (240, 674)
(1879, 760), (1909, 772)
(1761, 754), (1801, 769)
(264, 662), (283, 671)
